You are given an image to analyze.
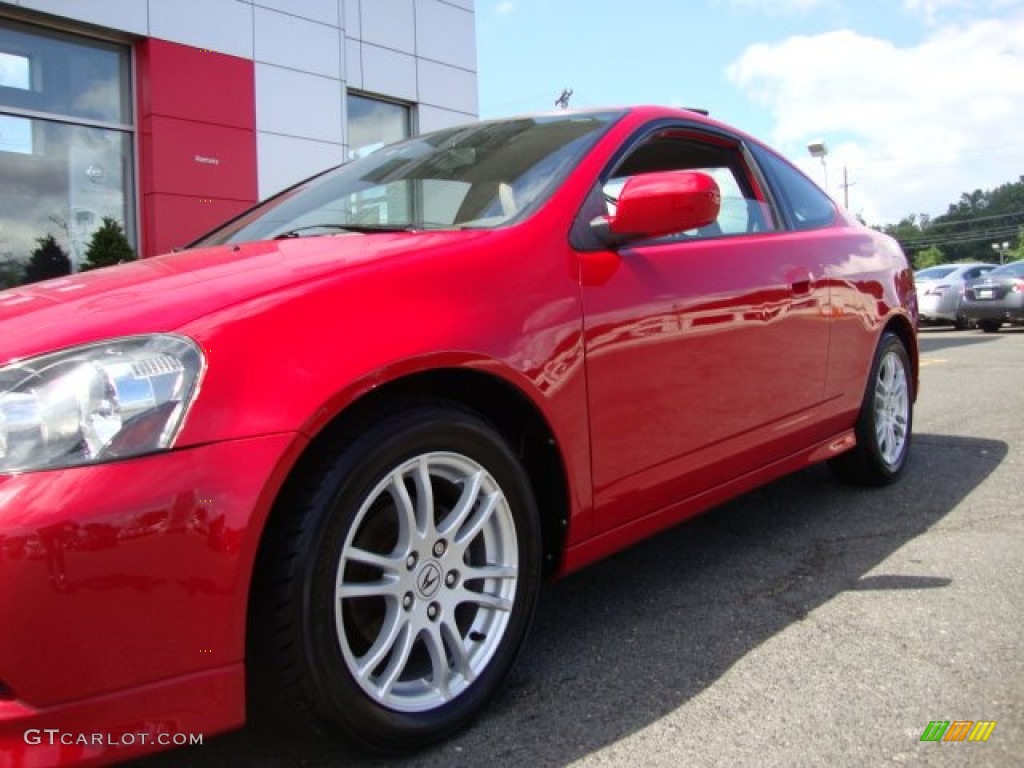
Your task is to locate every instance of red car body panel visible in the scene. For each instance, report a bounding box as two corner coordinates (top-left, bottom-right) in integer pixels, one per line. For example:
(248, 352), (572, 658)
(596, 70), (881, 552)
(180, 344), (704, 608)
(0, 106), (916, 765)
(0, 435), (301, 766)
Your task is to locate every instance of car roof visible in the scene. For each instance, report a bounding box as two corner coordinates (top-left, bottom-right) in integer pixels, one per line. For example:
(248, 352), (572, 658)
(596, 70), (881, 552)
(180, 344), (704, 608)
(497, 105), (754, 142)
(916, 262), (995, 275)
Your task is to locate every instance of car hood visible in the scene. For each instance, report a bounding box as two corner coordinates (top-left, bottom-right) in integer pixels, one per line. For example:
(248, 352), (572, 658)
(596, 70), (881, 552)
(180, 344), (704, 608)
(0, 231), (491, 361)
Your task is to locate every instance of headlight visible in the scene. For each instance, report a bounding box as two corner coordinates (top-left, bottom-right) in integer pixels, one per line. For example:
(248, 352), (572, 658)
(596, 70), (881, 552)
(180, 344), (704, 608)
(0, 335), (204, 473)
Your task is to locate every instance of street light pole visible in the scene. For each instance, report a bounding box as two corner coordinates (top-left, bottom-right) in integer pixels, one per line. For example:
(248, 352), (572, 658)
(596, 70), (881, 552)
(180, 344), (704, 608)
(991, 241), (1010, 264)
(807, 140), (828, 194)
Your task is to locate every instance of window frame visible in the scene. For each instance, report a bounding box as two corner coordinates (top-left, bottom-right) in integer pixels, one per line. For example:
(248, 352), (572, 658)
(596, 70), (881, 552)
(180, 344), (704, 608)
(0, 15), (137, 270)
(571, 119), (783, 251)
(345, 90), (413, 160)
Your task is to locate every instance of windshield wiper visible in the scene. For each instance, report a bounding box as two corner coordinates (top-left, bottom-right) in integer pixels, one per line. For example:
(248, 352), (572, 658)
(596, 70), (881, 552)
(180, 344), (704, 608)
(273, 224), (417, 239)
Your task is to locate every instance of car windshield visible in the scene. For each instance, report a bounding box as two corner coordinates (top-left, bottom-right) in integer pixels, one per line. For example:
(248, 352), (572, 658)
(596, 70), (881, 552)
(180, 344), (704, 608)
(195, 112), (621, 246)
(987, 260), (1024, 278)
(915, 266), (956, 280)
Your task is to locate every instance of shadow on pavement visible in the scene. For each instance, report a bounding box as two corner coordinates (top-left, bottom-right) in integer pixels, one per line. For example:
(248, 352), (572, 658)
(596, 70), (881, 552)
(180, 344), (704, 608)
(130, 432), (1007, 768)
(919, 331), (1001, 354)
(919, 326), (1023, 354)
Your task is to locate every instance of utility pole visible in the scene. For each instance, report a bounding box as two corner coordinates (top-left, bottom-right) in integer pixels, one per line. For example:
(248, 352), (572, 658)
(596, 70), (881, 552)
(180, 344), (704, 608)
(555, 88), (573, 109)
(839, 165), (856, 209)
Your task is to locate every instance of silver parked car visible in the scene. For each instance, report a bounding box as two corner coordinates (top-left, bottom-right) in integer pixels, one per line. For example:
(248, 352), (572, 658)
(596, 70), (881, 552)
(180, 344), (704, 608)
(962, 259), (1024, 333)
(915, 262), (997, 329)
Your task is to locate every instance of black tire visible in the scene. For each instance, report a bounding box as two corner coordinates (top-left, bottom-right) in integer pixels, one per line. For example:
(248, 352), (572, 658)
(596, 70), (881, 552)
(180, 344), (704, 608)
(249, 404), (542, 752)
(953, 313), (971, 330)
(829, 332), (913, 486)
(978, 320), (1002, 333)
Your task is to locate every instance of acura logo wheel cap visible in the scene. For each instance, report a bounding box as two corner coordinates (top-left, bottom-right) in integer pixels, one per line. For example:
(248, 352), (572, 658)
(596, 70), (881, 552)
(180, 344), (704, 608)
(417, 561), (442, 598)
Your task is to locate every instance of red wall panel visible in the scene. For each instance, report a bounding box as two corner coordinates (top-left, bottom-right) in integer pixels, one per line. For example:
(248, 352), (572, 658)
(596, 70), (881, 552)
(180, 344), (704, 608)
(136, 39), (257, 258)
(136, 39), (255, 129)
(143, 194), (252, 256)
(140, 116), (257, 199)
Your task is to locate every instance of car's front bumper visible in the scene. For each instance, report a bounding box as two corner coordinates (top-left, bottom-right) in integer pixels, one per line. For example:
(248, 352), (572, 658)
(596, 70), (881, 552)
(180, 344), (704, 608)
(0, 432), (303, 766)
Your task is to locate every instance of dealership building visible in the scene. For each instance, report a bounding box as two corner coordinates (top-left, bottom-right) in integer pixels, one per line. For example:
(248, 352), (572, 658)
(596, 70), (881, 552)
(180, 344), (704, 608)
(0, 0), (478, 269)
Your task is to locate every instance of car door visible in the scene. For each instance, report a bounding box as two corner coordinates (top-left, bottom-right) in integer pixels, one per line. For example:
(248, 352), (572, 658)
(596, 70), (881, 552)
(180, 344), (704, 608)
(575, 125), (832, 534)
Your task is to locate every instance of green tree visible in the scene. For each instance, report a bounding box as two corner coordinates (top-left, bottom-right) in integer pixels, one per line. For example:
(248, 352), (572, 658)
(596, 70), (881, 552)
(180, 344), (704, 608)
(882, 214), (934, 267)
(1014, 226), (1024, 262)
(912, 246), (945, 270)
(881, 213), (930, 244)
(79, 216), (136, 272)
(920, 178), (1023, 263)
(23, 234), (71, 284)
(0, 256), (24, 289)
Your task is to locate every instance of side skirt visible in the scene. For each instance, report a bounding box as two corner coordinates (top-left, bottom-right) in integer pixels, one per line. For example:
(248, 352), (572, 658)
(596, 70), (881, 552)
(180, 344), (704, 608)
(559, 429), (856, 576)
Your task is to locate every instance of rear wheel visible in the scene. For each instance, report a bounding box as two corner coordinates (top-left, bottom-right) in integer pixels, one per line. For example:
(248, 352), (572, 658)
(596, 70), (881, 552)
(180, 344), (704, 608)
(978, 320), (1002, 333)
(829, 332), (913, 486)
(249, 405), (542, 752)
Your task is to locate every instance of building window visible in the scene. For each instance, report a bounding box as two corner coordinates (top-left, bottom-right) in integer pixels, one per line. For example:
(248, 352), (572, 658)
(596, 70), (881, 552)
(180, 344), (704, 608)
(0, 51), (30, 90)
(0, 19), (133, 283)
(347, 92), (410, 159)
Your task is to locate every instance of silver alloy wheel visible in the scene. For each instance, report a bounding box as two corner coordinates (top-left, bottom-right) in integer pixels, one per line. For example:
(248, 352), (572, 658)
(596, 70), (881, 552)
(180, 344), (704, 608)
(873, 349), (910, 466)
(335, 451), (519, 713)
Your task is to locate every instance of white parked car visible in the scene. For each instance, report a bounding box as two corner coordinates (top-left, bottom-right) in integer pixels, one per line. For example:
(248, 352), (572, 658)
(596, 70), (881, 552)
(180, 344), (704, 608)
(915, 262), (997, 328)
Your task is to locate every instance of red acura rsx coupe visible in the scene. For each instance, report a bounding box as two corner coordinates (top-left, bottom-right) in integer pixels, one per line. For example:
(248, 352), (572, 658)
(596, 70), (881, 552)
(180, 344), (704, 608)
(0, 106), (917, 766)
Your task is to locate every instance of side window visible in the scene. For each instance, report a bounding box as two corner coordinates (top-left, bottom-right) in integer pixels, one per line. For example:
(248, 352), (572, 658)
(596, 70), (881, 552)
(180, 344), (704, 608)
(603, 130), (777, 241)
(705, 168), (764, 236)
(751, 144), (836, 231)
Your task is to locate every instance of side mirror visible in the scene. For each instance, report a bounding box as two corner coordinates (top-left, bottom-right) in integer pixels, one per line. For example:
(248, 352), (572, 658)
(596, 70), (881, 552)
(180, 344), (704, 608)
(592, 170), (721, 247)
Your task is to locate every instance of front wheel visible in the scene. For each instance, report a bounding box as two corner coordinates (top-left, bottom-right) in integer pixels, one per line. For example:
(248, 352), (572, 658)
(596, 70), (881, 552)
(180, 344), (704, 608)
(829, 332), (913, 486)
(978, 320), (1002, 333)
(249, 405), (542, 752)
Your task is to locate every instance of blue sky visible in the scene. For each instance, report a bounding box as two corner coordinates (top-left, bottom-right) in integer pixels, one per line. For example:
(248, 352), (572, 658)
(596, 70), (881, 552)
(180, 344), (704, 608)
(475, 0), (1024, 225)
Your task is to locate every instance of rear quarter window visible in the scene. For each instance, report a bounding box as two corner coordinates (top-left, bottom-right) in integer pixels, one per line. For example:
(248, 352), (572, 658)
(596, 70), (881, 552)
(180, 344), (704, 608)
(962, 267), (992, 280)
(916, 266), (957, 280)
(751, 144), (836, 231)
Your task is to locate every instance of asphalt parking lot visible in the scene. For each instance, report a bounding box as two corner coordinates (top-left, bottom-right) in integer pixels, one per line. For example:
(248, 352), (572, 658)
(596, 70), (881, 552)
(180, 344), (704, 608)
(135, 326), (1023, 768)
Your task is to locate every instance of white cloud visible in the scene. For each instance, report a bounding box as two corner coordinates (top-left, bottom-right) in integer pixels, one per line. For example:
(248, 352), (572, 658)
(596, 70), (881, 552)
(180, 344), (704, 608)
(726, 10), (1024, 224)
(719, 0), (829, 12)
(494, 1), (517, 15)
(901, 0), (1020, 25)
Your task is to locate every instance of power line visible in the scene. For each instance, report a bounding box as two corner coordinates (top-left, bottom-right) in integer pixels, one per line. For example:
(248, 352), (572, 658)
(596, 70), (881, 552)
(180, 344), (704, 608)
(901, 223), (1020, 242)
(897, 225), (1021, 250)
(915, 209), (1024, 230)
